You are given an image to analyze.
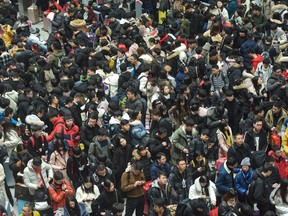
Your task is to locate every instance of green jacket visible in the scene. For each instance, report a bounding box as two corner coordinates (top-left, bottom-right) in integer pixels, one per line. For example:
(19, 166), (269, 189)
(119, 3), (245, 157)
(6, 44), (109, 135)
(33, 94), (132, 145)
(180, 19), (190, 36)
(171, 125), (189, 165)
(48, 49), (65, 72)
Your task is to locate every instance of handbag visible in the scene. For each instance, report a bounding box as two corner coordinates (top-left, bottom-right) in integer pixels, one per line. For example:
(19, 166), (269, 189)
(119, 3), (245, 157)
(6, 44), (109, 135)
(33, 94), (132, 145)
(34, 187), (51, 211)
(14, 184), (33, 201)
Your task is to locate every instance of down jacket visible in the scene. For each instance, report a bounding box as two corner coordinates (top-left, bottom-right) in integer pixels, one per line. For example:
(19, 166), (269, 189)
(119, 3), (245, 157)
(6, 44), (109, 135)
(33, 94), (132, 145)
(270, 184), (288, 216)
(235, 168), (254, 196)
(23, 159), (54, 195)
(188, 177), (216, 203)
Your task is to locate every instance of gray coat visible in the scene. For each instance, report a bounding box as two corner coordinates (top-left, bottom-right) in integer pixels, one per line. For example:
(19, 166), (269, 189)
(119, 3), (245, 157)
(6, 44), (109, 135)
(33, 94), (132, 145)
(88, 136), (112, 164)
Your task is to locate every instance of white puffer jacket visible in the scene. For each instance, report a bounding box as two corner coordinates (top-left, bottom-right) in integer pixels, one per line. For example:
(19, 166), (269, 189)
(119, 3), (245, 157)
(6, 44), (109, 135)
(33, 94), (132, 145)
(188, 177), (217, 203)
(23, 159), (54, 195)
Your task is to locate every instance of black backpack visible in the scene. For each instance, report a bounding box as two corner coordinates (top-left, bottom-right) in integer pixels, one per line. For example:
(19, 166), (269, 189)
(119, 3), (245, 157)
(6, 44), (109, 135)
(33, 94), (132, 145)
(247, 178), (260, 203)
(175, 198), (191, 216)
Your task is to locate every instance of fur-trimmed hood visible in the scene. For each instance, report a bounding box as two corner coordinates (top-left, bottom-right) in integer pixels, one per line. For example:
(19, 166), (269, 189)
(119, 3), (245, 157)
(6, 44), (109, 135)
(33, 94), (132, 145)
(132, 149), (151, 161)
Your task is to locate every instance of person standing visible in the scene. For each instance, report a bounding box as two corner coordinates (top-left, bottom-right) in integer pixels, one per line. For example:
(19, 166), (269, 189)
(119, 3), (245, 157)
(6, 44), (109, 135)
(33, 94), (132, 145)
(121, 162), (146, 216)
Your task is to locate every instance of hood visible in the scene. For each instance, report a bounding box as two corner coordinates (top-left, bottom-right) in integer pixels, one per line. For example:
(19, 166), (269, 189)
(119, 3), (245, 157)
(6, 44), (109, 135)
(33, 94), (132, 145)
(52, 49), (65, 57)
(132, 149), (151, 160)
(130, 119), (142, 126)
(109, 117), (121, 125)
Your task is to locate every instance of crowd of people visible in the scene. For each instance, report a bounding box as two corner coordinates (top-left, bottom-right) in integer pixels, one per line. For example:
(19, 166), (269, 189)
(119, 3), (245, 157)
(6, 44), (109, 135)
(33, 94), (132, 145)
(0, 0), (288, 215)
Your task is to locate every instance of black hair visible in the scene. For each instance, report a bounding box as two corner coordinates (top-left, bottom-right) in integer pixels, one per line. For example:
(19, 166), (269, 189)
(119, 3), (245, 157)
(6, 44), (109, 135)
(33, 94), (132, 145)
(66, 195), (81, 216)
(54, 170), (64, 181)
(81, 176), (95, 194)
(97, 128), (108, 136)
(226, 157), (237, 167)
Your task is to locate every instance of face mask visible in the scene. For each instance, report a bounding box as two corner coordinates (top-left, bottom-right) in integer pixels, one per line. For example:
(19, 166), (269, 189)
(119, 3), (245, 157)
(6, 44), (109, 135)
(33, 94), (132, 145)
(147, 86), (152, 90)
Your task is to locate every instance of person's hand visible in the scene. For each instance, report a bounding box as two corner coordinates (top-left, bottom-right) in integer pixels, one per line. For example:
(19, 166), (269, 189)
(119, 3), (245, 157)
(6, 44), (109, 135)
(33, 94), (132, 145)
(134, 181), (140, 187)
(183, 148), (189, 154)
(124, 109), (129, 113)
(162, 142), (167, 147)
(200, 195), (206, 199)
(272, 183), (279, 188)
(281, 85), (286, 89)
(271, 127), (276, 131)
(263, 93), (267, 97)
(38, 183), (44, 188)
(16, 160), (22, 167)
(62, 183), (67, 191)
(41, 155), (47, 162)
(100, 212), (106, 216)
(211, 200), (216, 206)
(208, 143), (213, 149)
(197, 167), (204, 172)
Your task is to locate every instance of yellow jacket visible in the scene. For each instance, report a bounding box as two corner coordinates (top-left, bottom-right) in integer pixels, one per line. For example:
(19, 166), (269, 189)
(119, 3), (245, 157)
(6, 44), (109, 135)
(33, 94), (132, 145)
(19, 211), (40, 216)
(1, 24), (15, 48)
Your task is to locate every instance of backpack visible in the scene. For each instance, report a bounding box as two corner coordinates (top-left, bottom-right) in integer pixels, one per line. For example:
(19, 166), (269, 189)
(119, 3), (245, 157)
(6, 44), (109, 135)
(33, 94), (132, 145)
(250, 150), (266, 169)
(247, 178), (259, 203)
(175, 198), (191, 216)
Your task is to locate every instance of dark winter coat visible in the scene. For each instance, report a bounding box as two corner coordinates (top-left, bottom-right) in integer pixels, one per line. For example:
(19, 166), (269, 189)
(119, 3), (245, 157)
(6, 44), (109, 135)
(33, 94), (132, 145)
(168, 166), (193, 204)
(244, 128), (268, 151)
(80, 121), (99, 150)
(227, 143), (251, 166)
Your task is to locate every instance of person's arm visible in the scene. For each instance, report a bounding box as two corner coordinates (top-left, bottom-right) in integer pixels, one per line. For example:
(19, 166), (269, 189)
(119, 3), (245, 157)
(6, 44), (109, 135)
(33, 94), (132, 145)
(23, 169), (38, 190)
(217, 132), (228, 153)
(80, 126), (90, 148)
(235, 173), (247, 195)
(121, 172), (136, 192)
(216, 171), (230, 194)
(266, 78), (280, 92)
(0, 164), (5, 183)
(48, 186), (66, 202)
(88, 143), (97, 164)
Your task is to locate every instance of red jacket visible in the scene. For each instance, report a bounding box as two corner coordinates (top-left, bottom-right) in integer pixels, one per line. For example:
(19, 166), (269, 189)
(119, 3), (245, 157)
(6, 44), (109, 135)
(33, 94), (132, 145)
(45, 2), (64, 13)
(268, 150), (288, 179)
(64, 124), (80, 148)
(48, 179), (74, 211)
(47, 116), (65, 142)
(251, 54), (263, 71)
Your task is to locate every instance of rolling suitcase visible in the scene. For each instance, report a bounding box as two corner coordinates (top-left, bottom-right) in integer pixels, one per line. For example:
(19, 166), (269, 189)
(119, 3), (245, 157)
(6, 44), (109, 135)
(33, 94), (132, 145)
(28, 5), (40, 24)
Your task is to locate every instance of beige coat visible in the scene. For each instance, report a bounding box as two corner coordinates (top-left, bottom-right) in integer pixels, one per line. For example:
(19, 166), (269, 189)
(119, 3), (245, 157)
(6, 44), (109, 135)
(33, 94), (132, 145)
(49, 150), (69, 179)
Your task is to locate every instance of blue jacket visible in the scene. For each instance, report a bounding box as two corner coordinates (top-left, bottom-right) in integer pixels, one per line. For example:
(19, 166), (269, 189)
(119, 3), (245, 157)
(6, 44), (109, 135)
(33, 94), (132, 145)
(216, 162), (239, 195)
(235, 168), (254, 196)
(175, 71), (188, 93)
(130, 120), (146, 146)
(150, 161), (171, 180)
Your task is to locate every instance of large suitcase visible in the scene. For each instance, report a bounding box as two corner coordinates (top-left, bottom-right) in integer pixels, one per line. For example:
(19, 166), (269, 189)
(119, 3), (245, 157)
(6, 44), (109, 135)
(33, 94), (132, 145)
(43, 16), (52, 33)
(28, 5), (40, 24)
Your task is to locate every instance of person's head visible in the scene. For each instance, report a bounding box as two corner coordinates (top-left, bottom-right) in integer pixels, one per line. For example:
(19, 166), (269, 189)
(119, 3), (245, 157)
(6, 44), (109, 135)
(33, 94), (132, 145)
(222, 188), (237, 207)
(157, 127), (167, 139)
(97, 128), (108, 141)
(200, 129), (209, 142)
(66, 195), (80, 213)
(129, 54), (139, 65)
(176, 158), (186, 172)
(64, 115), (74, 128)
(199, 175), (210, 188)
(121, 119), (130, 132)
(272, 101), (282, 115)
(279, 178), (288, 205)
(262, 164), (274, 177)
(253, 117), (263, 133)
(265, 155), (275, 166)
(24, 88), (33, 99)
(32, 157), (42, 169)
(16, 144), (25, 156)
(21, 202), (33, 216)
(103, 179), (115, 192)
(273, 65), (282, 77)
(156, 152), (167, 165)
(254, 106), (264, 117)
(88, 111), (98, 127)
(239, 204), (253, 216)
(54, 170), (64, 185)
(211, 64), (219, 75)
(131, 162), (142, 175)
(115, 134), (127, 148)
(82, 176), (94, 191)
(272, 145), (282, 159)
(225, 90), (234, 102)
(31, 124), (43, 138)
(184, 118), (195, 133)
(126, 87), (137, 100)
(152, 109), (162, 122)
(226, 157), (238, 169)
(96, 164), (107, 176)
(153, 198), (166, 213)
(157, 171), (167, 185)
(234, 133), (244, 146)
(240, 157), (251, 173)
(72, 146), (82, 158)
(112, 203), (125, 216)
